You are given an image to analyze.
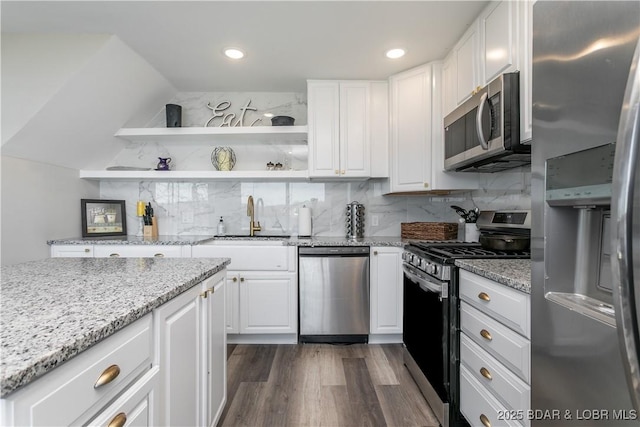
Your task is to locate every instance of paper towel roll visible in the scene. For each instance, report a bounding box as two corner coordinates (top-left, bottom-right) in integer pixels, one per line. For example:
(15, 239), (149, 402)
(298, 206), (312, 237)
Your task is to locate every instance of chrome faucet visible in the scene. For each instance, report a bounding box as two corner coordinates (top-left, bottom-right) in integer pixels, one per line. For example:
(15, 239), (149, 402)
(247, 195), (262, 236)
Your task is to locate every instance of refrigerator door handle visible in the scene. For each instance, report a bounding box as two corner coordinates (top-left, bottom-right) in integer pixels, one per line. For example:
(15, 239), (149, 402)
(612, 37), (640, 411)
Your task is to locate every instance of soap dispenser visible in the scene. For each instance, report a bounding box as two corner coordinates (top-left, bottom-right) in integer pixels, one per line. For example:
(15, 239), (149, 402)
(217, 217), (226, 236)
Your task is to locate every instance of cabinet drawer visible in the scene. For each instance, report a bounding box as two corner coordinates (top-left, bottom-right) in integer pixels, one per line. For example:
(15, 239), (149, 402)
(88, 367), (158, 427)
(461, 302), (530, 383)
(93, 245), (185, 258)
(50, 245), (94, 258)
(460, 365), (523, 427)
(192, 245), (290, 271)
(6, 315), (152, 426)
(459, 270), (530, 338)
(461, 334), (530, 414)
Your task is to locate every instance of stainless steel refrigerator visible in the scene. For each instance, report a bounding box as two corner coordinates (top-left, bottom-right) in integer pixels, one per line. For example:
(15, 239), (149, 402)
(532, 1), (640, 425)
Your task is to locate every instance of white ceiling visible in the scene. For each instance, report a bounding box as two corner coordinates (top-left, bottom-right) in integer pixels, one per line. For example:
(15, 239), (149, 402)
(2, 1), (489, 92)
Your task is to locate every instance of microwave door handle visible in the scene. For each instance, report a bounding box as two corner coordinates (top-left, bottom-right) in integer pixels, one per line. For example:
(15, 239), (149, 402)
(612, 38), (640, 411)
(476, 92), (490, 150)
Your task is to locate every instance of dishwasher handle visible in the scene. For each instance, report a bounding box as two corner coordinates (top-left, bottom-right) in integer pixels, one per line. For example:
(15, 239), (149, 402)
(299, 246), (370, 256)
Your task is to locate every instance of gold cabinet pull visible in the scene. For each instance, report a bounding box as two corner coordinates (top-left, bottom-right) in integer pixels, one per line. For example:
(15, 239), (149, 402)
(201, 291), (209, 298)
(480, 329), (492, 341)
(84, 248), (90, 253)
(154, 253), (165, 257)
(109, 253), (120, 257)
(208, 287), (215, 295)
(480, 414), (491, 427)
(480, 367), (492, 380)
(335, 170), (340, 175)
(108, 412), (127, 427)
(232, 277), (238, 282)
(94, 364), (120, 388)
(240, 277), (245, 282)
(341, 170), (346, 175)
(373, 251), (378, 256)
(423, 183), (429, 188)
(478, 292), (491, 301)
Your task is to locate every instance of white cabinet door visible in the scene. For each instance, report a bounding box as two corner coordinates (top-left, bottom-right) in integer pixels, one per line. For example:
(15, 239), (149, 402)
(519, 0), (533, 142)
(202, 277), (226, 427)
(455, 22), (480, 105)
(339, 82), (371, 177)
(307, 80), (373, 178)
(389, 64), (432, 192)
(369, 81), (390, 178)
(442, 52), (457, 117)
(480, 1), (519, 85)
(225, 274), (240, 333)
(239, 273), (297, 334)
(369, 247), (403, 334)
(308, 81), (341, 177)
(155, 285), (202, 426)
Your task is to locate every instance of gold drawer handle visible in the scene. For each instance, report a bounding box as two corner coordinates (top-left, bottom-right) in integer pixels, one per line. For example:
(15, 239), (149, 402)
(108, 412), (127, 427)
(208, 287), (215, 295)
(154, 253), (165, 257)
(94, 364), (120, 388)
(480, 367), (492, 380)
(480, 329), (492, 341)
(109, 253), (120, 257)
(478, 292), (491, 301)
(480, 413), (491, 427)
(201, 291), (209, 298)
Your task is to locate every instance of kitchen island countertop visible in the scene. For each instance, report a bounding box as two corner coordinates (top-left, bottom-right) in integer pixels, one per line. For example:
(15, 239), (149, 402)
(0, 257), (229, 397)
(455, 259), (531, 294)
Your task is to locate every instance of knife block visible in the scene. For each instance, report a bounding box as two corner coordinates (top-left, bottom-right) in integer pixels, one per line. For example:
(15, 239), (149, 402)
(143, 217), (158, 238)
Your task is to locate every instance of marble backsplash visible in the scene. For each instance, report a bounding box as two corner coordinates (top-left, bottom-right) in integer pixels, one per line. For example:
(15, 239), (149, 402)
(100, 176), (531, 238)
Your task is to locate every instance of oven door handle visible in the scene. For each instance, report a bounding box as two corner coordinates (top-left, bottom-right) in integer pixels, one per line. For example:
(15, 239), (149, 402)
(403, 264), (448, 298)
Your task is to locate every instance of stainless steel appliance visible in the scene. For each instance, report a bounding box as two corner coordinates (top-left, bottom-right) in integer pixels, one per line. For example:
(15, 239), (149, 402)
(444, 72), (530, 172)
(402, 210), (530, 427)
(532, 1), (640, 424)
(298, 246), (370, 343)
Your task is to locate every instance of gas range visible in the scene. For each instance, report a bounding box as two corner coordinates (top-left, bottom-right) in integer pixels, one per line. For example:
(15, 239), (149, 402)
(403, 241), (530, 281)
(402, 210), (532, 281)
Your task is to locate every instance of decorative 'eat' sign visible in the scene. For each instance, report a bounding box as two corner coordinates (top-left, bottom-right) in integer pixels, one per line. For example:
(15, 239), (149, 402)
(204, 99), (263, 127)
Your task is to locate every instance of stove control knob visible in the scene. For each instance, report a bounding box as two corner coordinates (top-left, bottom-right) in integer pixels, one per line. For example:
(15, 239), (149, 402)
(431, 265), (438, 275)
(425, 264), (434, 274)
(418, 259), (427, 269)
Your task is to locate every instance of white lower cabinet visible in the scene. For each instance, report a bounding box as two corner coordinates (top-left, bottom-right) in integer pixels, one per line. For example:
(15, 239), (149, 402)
(459, 269), (531, 427)
(50, 244), (190, 258)
(154, 272), (226, 427)
(192, 244), (297, 343)
(369, 247), (403, 338)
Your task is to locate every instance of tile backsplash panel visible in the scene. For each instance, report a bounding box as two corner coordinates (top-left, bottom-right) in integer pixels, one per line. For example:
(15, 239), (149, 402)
(101, 176), (531, 237)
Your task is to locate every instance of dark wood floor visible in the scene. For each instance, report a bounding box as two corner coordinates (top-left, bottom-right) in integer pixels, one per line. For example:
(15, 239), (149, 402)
(218, 343), (438, 427)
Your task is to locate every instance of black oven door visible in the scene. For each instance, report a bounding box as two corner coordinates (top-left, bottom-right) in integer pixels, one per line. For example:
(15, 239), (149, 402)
(402, 264), (449, 402)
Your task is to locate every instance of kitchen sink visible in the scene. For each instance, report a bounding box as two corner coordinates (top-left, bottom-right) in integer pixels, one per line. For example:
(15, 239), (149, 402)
(200, 235), (291, 245)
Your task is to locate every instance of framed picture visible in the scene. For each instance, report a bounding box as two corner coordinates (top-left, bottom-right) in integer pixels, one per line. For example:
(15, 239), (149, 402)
(81, 199), (127, 238)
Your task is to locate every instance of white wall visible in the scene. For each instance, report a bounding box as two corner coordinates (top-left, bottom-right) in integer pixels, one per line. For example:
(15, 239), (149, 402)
(1, 156), (99, 265)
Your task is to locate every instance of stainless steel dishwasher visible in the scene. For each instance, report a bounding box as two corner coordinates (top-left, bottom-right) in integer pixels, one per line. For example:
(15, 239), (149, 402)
(298, 246), (370, 343)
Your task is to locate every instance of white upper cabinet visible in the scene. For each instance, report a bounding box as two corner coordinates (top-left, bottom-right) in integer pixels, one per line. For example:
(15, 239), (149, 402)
(307, 80), (388, 179)
(479, 1), (519, 85)
(455, 22), (481, 106)
(389, 63), (479, 193)
(442, 0), (532, 143)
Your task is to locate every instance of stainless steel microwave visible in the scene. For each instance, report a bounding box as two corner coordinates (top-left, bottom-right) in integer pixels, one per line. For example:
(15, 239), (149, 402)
(443, 72), (530, 172)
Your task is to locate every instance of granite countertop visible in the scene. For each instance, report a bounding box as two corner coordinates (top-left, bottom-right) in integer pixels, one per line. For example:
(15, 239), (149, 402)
(47, 235), (215, 245)
(455, 259), (531, 294)
(0, 257), (230, 397)
(49, 235), (409, 248)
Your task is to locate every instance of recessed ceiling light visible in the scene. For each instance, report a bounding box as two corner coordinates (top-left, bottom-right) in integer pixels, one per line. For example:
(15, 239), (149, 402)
(386, 48), (406, 59)
(224, 48), (245, 59)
